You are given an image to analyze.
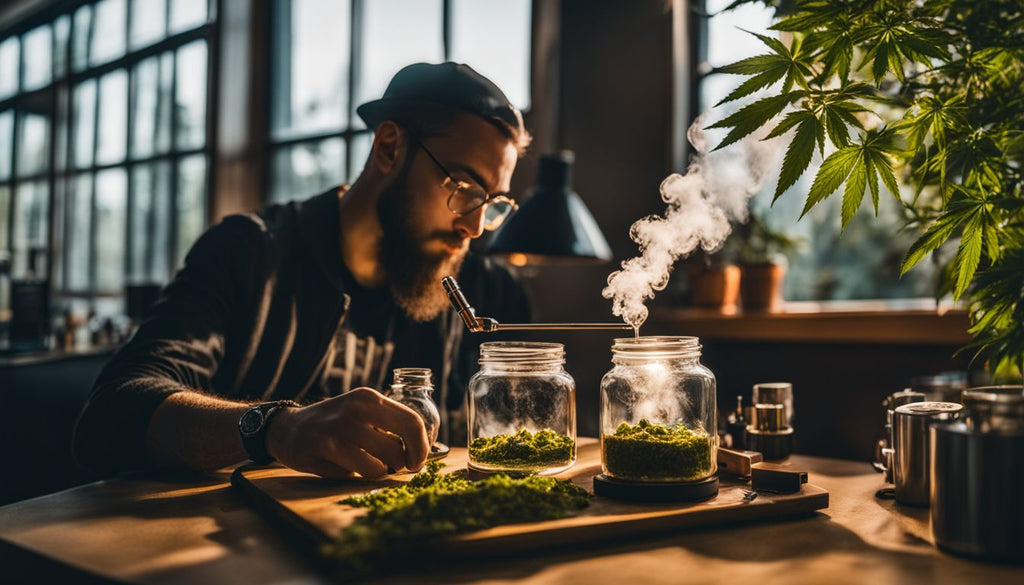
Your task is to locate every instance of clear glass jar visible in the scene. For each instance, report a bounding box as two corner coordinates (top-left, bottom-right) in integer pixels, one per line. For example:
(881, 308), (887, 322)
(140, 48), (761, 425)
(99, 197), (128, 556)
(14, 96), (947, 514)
(600, 336), (717, 482)
(468, 342), (576, 475)
(386, 367), (440, 447)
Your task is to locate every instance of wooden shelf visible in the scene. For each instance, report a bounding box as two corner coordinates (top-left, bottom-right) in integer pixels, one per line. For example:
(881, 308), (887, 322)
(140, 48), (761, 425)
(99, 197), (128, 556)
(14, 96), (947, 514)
(651, 299), (971, 345)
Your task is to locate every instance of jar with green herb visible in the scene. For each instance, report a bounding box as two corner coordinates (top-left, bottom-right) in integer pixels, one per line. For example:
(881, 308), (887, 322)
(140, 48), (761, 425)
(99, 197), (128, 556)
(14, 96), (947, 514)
(599, 336), (717, 482)
(468, 342), (576, 475)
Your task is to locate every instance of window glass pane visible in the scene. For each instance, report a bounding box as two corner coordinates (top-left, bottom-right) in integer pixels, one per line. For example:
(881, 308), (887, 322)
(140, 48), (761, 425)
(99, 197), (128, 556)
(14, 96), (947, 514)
(0, 110), (12, 180)
(72, 5), (92, 72)
(131, 0), (167, 49)
(176, 154), (206, 264)
(17, 113), (50, 177)
(95, 168), (127, 291)
(175, 41), (207, 149)
(11, 181), (49, 278)
(705, 0), (774, 69)
(130, 162), (170, 282)
(450, 0), (531, 110)
(0, 186), (9, 251)
(23, 25), (53, 91)
(54, 15), (71, 78)
(272, 138), (344, 203)
(131, 55), (173, 158)
(90, 0), (127, 67)
(272, 0), (349, 140)
(0, 37), (19, 100)
(349, 132), (372, 183)
(66, 174), (93, 291)
(355, 0), (443, 128)
(158, 52), (174, 153)
(54, 87), (70, 172)
(73, 80), (97, 168)
(170, 0), (208, 34)
(97, 70), (128, 165)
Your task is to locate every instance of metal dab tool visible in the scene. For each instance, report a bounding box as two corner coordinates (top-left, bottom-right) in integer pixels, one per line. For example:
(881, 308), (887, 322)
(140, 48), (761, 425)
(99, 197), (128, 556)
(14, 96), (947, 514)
(441, 276), (632, 333)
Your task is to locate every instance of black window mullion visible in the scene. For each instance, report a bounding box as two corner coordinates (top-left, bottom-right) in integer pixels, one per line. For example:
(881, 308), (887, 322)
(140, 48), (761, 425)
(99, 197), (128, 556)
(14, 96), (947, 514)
(442, 0), (451, 60)
(347, 0), (362, 183)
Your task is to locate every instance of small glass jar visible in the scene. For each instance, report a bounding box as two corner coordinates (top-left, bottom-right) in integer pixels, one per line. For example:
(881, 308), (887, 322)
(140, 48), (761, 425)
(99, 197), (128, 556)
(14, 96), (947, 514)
(600, 336), (717, 482)
(386, 367), (440, 447)
(468, 342), (576, 475)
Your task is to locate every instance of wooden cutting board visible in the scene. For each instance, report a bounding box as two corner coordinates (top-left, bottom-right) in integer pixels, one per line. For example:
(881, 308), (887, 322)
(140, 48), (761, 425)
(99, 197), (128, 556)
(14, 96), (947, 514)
(232, 438), (828, 563)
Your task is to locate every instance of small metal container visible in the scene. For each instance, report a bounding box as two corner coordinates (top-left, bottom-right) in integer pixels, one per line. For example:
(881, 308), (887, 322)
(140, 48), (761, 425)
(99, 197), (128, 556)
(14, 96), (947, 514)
(892, 401), (962, 506)
(876, 389), (926, 483)
(931, 386), (1024, 561)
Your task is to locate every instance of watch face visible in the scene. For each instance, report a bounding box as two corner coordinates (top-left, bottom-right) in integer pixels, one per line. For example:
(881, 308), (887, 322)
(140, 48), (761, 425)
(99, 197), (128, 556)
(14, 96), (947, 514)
(239, 409), (265, 436)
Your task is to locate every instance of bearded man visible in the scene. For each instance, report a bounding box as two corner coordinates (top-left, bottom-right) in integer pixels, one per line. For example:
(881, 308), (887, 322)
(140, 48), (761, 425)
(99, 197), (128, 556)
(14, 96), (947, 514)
(73, 63), (532, 480)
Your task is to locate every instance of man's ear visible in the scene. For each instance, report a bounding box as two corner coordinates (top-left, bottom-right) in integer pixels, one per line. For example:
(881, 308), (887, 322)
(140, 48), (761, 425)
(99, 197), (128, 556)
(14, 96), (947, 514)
(369, 121), (408, 176)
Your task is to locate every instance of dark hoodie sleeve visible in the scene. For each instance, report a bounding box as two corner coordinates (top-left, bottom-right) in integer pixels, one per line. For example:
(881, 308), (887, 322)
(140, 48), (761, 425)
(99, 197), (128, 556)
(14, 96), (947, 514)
(72, 215), (270, 475)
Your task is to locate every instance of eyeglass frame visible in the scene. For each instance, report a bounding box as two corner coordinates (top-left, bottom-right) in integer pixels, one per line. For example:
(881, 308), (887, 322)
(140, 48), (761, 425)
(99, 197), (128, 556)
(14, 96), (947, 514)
(409, 136), (519, 231)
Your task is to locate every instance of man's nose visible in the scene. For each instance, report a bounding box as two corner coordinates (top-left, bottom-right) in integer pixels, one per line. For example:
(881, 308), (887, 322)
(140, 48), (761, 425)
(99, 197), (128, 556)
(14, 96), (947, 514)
(453, 205), (486, 239)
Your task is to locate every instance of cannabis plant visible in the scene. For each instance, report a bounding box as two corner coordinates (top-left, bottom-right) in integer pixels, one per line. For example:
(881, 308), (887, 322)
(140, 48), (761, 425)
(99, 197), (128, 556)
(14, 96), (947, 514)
(710, 0), (1024, 378)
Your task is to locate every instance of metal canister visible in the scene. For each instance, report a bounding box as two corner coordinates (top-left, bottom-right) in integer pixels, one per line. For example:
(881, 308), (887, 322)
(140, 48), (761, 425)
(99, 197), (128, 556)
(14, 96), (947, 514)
(892, 401), (962, 506)
(931, 386), (1024, 561)
(876, 389), (926, 482)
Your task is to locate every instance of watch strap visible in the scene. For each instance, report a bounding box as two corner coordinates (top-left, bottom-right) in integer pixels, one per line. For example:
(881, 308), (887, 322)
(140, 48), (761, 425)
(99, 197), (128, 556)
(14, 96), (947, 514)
(239, 400), (299, 465)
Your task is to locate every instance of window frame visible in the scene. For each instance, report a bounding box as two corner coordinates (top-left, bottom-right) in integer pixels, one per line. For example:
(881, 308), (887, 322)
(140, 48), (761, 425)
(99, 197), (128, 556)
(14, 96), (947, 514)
(0, 0), (218, 305)
(265, 0), (533, 205)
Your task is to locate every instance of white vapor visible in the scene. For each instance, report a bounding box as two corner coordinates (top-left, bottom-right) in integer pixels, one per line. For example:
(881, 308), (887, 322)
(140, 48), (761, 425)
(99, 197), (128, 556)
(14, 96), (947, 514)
(602, 115), (784, 331)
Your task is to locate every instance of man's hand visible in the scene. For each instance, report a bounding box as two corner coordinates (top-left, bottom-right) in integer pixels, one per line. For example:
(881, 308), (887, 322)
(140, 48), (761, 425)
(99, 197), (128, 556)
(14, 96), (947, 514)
(265, 388), (430, 480)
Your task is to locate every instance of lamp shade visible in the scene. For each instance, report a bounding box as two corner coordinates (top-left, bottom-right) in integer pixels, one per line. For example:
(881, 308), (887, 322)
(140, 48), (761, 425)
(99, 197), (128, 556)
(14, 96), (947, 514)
(487, 151), (612, 265)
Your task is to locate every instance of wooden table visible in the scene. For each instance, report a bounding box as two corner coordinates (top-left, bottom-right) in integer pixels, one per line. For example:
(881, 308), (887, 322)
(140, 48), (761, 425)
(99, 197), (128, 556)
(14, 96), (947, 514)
(1, 446), (1020, 585)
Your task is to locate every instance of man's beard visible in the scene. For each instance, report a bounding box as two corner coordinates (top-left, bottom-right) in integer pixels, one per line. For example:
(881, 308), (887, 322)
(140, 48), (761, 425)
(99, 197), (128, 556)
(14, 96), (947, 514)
(377, 168), (468, 322)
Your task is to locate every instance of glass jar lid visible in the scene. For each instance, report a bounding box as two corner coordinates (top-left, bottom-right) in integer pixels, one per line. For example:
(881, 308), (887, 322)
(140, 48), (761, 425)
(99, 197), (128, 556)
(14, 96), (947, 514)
(478, 341), (565, 367)
(611, 336), (701, 363)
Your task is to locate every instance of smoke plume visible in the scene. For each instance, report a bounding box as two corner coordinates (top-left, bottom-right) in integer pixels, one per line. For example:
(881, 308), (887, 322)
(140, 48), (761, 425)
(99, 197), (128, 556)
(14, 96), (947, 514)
(602, 116), (783, 330)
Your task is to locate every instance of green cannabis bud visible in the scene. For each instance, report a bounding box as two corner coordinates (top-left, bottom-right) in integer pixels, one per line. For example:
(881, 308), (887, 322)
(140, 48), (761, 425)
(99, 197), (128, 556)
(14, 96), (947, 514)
(325, 461), (590, 577)
(602, 419), (713, 481)
(468, 428), (576, 468)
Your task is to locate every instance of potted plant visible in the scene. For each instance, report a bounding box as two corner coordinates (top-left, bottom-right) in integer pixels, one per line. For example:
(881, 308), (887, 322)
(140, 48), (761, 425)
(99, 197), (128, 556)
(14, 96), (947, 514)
(734, 213), (802, 311)
(709, 0), (1024, 378)
(685, 250), (741, 312)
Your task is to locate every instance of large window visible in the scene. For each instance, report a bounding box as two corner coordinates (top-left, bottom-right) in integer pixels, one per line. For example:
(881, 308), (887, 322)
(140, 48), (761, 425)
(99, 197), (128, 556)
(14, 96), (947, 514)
(698, 0), (937, 301)
(269, 0), (532, 203)
(0, 0), (214, 319)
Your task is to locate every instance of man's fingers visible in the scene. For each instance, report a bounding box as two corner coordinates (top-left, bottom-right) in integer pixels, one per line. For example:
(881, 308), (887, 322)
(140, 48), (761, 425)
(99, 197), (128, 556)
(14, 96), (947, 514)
(354, 425), (408, 472)
(329, 441), (389, 479)
(350, 390), (430, 470)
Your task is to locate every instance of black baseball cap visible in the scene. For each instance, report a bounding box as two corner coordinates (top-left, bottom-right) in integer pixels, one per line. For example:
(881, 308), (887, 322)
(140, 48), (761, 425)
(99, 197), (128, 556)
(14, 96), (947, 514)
(356, 62), (524, 134)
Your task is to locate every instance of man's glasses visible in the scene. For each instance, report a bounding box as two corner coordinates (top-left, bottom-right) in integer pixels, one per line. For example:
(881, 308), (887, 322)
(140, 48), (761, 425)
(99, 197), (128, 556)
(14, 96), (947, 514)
(412, 138), (518, 231)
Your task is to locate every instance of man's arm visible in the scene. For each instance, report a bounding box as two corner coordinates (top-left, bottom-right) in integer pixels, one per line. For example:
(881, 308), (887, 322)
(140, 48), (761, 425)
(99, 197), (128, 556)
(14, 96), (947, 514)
(146, 387), (430, 478)
(74, 215), (428, 477)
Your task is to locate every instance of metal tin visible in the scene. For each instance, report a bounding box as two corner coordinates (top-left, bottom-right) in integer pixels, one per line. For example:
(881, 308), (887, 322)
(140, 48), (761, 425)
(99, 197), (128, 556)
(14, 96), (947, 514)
(931, 386), (1024, 561)
(892, 401), (962, 507)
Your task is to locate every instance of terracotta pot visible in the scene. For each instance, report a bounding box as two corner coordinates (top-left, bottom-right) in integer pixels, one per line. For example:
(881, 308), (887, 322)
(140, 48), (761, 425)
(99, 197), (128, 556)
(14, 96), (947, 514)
(739, 262), (785, 312)
(689, 264), (741, 310)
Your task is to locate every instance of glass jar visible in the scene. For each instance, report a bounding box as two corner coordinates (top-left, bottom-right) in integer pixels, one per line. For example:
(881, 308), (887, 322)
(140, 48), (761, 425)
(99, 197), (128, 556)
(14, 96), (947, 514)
(386, 367), (440, 447)
(467, 342), (576, 475)
(600, 336), (717, 482)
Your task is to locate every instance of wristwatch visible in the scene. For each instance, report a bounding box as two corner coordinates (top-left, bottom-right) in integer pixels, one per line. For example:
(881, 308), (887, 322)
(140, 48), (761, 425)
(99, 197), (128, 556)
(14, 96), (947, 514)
(238, 401), (299, 465)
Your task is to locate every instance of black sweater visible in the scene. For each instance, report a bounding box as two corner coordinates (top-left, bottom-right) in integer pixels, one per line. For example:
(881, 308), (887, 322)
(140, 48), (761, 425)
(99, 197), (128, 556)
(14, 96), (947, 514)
(72, 188), (530, 475)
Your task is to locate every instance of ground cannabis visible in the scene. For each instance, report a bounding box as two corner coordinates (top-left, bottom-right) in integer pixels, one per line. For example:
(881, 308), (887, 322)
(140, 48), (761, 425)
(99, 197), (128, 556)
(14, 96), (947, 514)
(324, 460), (590, 576)
(468, 428), (576, 468)
(603, 419), (713, 481)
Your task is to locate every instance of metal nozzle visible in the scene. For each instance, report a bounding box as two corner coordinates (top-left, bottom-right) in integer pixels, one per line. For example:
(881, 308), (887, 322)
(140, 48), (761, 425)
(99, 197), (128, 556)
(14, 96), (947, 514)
(442, 276), (481, 332)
